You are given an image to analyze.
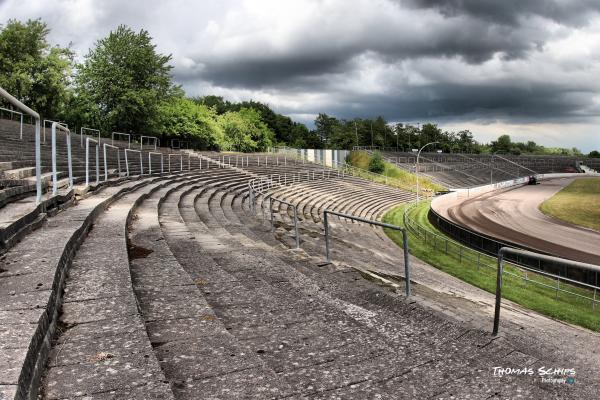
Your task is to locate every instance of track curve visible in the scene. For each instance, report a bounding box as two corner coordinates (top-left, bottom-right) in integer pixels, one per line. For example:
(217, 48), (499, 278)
(439, 177), (600, 264)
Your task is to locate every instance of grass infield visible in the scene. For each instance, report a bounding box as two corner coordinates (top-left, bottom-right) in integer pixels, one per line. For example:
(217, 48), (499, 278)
(540, 177), (600, 231)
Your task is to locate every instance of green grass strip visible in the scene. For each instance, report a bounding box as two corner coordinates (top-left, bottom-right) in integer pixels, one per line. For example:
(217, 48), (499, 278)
(383, 202), (600, 332)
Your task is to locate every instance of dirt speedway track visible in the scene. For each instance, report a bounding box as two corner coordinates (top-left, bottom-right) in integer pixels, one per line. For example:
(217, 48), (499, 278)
(441, 177), (600, 265)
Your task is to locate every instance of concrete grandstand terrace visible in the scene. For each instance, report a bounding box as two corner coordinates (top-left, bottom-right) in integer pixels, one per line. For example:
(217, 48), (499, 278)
(377, 150), (588, 189)
(0, 139), (597, 399)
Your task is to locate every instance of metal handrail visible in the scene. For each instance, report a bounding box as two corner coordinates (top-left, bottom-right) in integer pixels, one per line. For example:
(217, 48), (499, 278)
(323, 209), (411, 296)
(51, 122), (73, 195)
(0, 87), (42, 203)
(85, 137), (100, 186)
(248, 169), (342, 249)
(81, 127), (100, 147)
(148, 151), (164, 174)
(0, 106), (23, 139)
(124, 148), (143, 176)
(494, 247), (600, 335)
(102, 143), (120, 181)
(140, 135), (158, 151)
(112, 132), (130, 148)
(43, 119), (67, 144)
(168, 153), (183, 172)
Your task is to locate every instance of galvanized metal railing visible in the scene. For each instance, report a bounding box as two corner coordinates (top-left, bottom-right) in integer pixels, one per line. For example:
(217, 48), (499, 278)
(324, 209), (411, 296)
(0, 87), (43, 203)
(493, 247), (600, 335)
(81, 127), (100, 148)
(43, 119), (67, 144)
(85, 137), (100, 186)
(124, 148), (143, 176)
(51, 122), (73, 195)
(112, 132), (131, 148)
(168, 153), (183, 172)
(148, 151), (164, 174)
(140, 135), (158, 151)
(0, 106), (24, 139)
(102, 143), (120, 181)
(248, 169), (344, 249)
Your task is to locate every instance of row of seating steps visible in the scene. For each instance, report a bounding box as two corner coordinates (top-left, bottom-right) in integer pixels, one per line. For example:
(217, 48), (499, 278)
(0, 150), (592, 398)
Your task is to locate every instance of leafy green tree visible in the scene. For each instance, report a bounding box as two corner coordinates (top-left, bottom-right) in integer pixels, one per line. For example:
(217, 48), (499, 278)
(219, 108), (274, 152)
(0, 19), (73, 117)
(76, 25), (177, 134)
(589, 150), (600, 158)
(157, 97), (224, 149)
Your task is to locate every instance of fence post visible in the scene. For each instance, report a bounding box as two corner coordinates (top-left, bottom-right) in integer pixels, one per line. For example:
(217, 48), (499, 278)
(269, 197), (274, 231)
(403, 231), (411, 296)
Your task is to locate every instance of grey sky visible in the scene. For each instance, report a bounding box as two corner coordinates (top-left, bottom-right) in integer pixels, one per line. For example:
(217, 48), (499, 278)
(2, 0), (599, 151)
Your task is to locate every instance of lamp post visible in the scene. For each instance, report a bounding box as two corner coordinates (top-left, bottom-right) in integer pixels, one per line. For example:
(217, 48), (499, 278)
(416, 141), (439, 202)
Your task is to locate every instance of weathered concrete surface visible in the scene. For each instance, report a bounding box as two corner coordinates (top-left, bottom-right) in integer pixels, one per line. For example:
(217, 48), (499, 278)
(39, 178), (176, 399)
(129, 173), (294, 398)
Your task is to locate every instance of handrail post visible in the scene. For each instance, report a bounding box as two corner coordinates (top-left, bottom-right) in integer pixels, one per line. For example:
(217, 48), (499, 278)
(51, 124), (57, 195)
(269, 197), (274, 231)
(324, 211), (330, 262)
(293, 205), (300, 249)
(402, 231), (411, 296)
(104, 145), (108, 181)
(492, 250), (505, 336)
(67, 131), (73, 189)
(86, 138), (90, 185)
(96, 145), (100, 184)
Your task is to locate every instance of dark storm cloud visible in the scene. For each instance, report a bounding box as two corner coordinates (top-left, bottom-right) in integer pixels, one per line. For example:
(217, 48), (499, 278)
(406, 0), (600, 27)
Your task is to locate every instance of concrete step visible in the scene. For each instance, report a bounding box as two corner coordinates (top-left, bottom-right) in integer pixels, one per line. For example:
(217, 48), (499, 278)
(41, 178), (179, 400)
(128, 174), (292, 398)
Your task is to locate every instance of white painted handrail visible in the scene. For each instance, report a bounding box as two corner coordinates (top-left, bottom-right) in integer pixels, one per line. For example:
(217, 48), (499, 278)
(112, 132), (131, 148)
(51, 122), (72, 195)
(148, 151), (164, 174)
(85, 137), (100, 186)
(0, 106), (23, 139)
(103, 143), (120, 181)
(0, 87), (42, 203)
(124, 148), (143, 176)
(168, 153), (183, 172)
(81, 127), (100, 147)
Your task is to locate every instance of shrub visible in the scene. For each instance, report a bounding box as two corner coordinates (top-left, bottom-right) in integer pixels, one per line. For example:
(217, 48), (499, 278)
(368, 151), (385, 173)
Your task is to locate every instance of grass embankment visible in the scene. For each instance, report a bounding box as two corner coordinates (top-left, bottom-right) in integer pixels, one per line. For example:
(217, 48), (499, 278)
(346, 151), (446, 193)
(540, 177), (600, 231)
(383, 202), (600, 332)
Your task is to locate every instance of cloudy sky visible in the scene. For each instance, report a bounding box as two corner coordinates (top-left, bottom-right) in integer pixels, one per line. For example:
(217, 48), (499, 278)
(2, 0), (600, 152)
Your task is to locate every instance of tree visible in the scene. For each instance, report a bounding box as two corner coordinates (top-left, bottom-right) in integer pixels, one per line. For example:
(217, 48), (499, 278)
(157, 97), (224, 149)
(75, 25), (178, 134)
(491, 134), (512, 153)
(314, 113), (338, 147)
(0, 19), (73, 117)
(218, 108), (274, 152)
(589, 150), (600, 158)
